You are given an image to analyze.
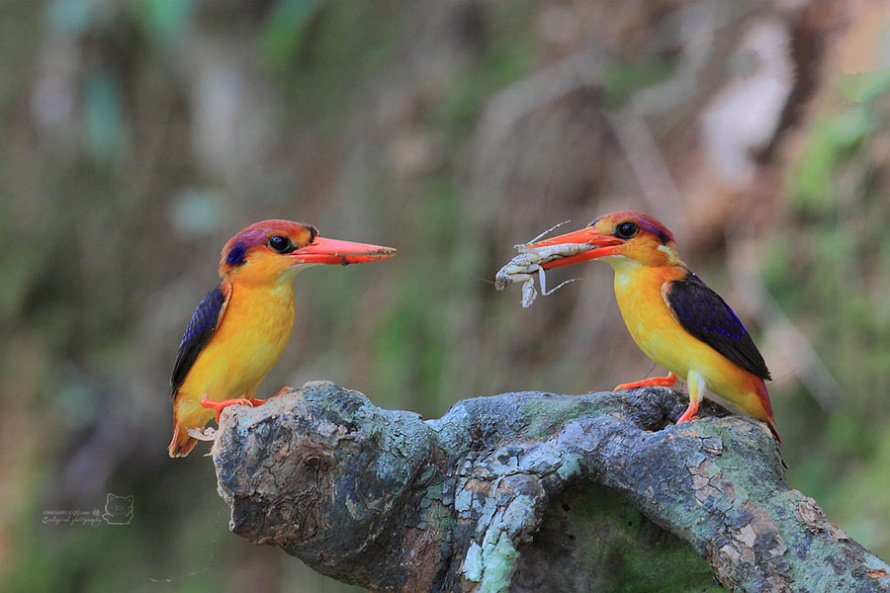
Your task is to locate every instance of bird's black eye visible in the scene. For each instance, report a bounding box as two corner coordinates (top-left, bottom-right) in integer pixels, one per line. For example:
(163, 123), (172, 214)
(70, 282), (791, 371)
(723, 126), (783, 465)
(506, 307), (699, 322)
(615, 221), (638, 239)
(268, 235), (296, 254)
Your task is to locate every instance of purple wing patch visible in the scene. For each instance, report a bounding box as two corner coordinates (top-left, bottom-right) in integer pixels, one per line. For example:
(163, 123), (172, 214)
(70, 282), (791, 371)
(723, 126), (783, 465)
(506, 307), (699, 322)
(667, 272), (771, 380)
(171, 285), (227, 396)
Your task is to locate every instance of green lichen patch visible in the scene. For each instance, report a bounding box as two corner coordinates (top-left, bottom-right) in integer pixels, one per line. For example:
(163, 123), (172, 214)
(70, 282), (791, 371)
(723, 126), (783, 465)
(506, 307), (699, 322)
(515, 484), (724, 593)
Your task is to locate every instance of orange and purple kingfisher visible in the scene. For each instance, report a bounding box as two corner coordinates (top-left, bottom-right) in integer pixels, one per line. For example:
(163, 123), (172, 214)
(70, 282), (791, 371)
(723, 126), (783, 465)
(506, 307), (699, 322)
(530, 211), (779, 439)
(168, 219), (396, 457)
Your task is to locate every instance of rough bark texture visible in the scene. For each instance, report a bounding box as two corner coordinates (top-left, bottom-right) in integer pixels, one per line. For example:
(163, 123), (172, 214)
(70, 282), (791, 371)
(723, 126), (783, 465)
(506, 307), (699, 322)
(212, 382), (890, 593)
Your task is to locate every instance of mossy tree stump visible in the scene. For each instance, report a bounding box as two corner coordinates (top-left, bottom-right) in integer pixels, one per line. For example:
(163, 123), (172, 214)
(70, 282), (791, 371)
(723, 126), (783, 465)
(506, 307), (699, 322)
(212, 382), (890, 593)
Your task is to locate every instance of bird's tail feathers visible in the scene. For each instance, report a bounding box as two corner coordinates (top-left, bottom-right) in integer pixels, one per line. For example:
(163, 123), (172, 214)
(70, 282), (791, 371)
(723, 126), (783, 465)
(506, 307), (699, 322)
(754, 378), (781, 443)
(168, 422), (198, 458)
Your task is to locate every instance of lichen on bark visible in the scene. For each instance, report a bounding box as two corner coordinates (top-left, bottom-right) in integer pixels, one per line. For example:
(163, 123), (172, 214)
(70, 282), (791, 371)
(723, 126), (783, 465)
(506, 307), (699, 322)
(212, 381), (890, 593)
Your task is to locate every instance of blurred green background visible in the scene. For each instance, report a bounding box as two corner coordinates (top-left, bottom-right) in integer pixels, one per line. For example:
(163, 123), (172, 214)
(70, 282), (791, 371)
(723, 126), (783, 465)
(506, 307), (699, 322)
(1, 0), (889, 591)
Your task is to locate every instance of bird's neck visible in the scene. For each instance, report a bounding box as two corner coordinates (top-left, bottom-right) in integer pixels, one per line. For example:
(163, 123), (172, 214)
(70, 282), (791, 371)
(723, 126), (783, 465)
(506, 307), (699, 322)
(225, 265), (302, 290)
(606, 259), (688, 358)
(225, 276), (297, 340)
(227, 270), (299, 313)
(607, 257), (687, 294)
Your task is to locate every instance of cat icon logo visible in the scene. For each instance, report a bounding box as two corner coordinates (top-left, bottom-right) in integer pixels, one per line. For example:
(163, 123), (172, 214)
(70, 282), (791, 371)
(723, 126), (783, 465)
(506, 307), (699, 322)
(102, 493), (134, 525)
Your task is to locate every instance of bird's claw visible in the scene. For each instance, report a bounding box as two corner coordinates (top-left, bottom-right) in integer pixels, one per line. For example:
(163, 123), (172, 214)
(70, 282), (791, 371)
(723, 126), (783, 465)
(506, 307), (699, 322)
(200, 396), (255, 423)
(272, 385), (293, 398)
(676, 401), (701, 425)
(614, 373), (677, 391)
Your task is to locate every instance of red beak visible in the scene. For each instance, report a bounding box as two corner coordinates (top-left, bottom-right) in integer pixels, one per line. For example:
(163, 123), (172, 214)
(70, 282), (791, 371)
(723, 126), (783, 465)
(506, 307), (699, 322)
(291, 237), (396, 265)
(528, 227), (624, 269)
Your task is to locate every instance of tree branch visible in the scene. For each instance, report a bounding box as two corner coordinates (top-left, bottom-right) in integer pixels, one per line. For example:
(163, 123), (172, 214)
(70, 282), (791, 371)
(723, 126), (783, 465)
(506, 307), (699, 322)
(211, 382), (890, 593)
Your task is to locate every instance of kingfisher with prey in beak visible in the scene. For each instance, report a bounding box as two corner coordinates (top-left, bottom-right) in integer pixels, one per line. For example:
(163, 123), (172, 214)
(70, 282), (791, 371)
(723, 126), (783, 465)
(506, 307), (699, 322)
(168, 219), (396, 457)
(524, 211), (778, 439)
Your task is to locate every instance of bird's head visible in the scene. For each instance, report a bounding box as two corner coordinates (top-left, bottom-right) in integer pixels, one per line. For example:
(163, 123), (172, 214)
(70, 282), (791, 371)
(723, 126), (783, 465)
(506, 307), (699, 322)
(530, 211), (682, 270)
(218, 220), (396, 284)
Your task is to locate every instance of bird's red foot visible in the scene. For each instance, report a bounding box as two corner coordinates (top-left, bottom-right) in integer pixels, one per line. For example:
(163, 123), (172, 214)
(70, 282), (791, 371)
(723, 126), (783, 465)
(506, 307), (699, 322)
(200, 396), (254, 423)
(614, 373), (677, 391)
(251, 385), (293, 406)
(676, 399), (701, 424)
(272, 385), (293, 398)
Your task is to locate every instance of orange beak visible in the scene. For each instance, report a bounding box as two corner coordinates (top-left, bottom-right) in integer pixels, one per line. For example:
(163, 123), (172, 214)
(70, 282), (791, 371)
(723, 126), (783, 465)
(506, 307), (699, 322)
(528, 227), (624, 270)
(291, 237), (396, 266)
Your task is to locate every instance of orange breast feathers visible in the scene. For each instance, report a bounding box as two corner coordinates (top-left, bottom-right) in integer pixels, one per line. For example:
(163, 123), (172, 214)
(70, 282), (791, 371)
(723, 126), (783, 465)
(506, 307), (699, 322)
(169, 279), (295, 456)
(520, 210), (778, 439)
(611, 261), (774, 431)
(167, 218), (397, 458)
(180, 281), (295, 401)
(612, 263), (694, 374)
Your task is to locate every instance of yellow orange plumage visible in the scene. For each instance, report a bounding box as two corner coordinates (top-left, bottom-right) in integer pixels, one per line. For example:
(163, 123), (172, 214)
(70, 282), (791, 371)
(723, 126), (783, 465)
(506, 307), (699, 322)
(530, 211), (778, 439)
(169, 220), (395, 457)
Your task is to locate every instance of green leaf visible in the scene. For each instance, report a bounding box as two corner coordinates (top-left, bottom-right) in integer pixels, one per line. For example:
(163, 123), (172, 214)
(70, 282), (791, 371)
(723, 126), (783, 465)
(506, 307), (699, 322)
(260, 0), (322, 68)
(135, 0), (195, 45)
(836, 70), (890, 104)
(82, 72), (123, 164)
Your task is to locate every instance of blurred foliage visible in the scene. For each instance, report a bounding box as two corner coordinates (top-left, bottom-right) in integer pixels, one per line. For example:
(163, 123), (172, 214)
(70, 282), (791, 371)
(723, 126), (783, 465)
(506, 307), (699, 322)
(260, 0), (322, 70)
(790, 71), (890, 212)
(264, 1), (402, 122)
(83, 72), (124, 164)
(433, 3), (538, 132)
(134, 0), (195, 45)
(600, 56), (677, 109)
(766, 68), (890, 554)
(1, 1), (889, 592)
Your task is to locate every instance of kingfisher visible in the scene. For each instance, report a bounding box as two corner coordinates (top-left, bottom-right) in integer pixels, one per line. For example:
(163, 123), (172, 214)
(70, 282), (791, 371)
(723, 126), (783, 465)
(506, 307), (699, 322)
(528, 211), (779, 439)
(168, 219), (396, 457)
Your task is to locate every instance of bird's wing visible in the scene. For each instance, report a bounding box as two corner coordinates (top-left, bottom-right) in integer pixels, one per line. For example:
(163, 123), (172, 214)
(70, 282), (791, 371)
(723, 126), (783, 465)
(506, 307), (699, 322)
(665, 272), (771, 380)
(170, 281), (231, 397)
